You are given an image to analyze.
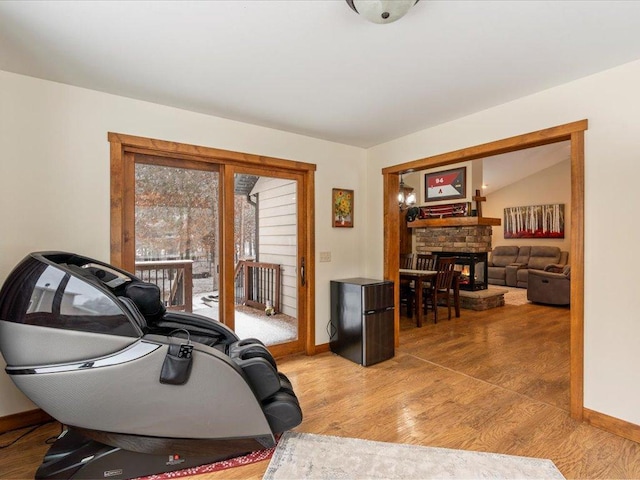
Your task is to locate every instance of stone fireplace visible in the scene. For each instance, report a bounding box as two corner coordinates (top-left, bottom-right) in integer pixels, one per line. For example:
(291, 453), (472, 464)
(414, 224), (492, 291)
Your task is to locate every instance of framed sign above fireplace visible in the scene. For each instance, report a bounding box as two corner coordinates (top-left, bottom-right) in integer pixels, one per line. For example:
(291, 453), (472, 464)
(424, 167), (466, 202)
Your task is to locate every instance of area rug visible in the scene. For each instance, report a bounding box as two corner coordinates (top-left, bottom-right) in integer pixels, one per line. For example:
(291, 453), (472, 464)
(263, 432), (564, 480)
(502, 286), (530, 306)
(135, 443), (276, 480)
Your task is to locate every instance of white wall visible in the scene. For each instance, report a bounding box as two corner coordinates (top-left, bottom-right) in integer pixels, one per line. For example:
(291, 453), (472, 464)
(0, 70), (368, 416)
(365, 58), (640, 426)
(484, 159), (571, 252)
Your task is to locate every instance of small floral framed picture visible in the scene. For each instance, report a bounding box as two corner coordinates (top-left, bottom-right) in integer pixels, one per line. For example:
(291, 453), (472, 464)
(332, 188), (354, 228)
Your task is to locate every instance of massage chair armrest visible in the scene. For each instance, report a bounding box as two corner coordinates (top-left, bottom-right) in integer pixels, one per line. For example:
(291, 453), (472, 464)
(228, 341), (276, 369)
(154, 311), (240, 347)
(143, 333), (280, 400)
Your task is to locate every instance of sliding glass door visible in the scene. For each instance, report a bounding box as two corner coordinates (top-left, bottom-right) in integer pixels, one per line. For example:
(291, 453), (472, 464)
(110, 132), (315, 357)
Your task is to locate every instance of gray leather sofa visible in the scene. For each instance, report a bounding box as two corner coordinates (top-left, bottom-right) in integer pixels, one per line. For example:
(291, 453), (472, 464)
(488, 245), (569, 288)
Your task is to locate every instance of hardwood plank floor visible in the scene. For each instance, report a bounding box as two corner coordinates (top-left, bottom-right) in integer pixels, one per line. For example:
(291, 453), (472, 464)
(3, 303), (640, 479)
(399, 302), (571, 410)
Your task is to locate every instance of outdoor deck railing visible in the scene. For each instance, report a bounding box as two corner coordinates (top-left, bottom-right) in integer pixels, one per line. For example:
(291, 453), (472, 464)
(134, 259), (279, 314)
(135, 260), (193, 312)
(234, 260), (281, 313)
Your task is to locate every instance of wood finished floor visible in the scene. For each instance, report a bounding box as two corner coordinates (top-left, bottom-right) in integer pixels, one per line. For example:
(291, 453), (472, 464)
(3, 302), (640, 479)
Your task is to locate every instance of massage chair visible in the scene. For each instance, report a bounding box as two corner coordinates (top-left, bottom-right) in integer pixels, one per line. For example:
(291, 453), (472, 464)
(0, 252), (302, 479)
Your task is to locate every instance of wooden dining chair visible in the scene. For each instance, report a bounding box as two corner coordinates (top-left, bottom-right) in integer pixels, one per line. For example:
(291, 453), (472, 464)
(414, 253), (437, 307)
(415, 253), (437, 271)
(424, 257), (456, 323)
(400, 253), (415, 270)
(399, 253), (415, 317)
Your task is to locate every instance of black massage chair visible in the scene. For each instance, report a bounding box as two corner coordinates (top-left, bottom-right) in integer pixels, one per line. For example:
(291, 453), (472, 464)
(0, 252), (302, 479)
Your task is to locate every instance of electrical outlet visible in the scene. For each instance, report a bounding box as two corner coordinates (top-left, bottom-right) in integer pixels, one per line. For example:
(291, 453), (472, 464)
(319, 251), (331, 262)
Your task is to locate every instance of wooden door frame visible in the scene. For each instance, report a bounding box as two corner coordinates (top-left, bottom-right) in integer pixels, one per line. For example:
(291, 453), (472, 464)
(109, 132), (317, 357)
(382, 119), (587, 421)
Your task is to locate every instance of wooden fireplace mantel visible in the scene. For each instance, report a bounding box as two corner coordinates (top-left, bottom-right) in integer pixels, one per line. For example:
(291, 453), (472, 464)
(408, 216), (501, 228)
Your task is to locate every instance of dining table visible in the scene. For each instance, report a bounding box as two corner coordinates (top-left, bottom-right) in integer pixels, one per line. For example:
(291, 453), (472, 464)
(399, 268), (461, 327)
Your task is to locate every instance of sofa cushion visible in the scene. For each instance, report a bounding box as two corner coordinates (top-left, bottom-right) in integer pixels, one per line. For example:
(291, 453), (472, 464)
(516, 268), (529, 288)
(490, 246), (519, 267)
(527, 246), (562, 270)
(515, 246), (531, 265)
(487, 266), (507, 284)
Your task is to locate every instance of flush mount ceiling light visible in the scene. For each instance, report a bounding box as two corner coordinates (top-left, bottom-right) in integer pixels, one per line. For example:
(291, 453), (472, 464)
(346, 0), (420, 24)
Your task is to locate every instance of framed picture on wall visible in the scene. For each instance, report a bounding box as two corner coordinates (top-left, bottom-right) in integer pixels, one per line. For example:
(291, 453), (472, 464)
(424, 167), (466, 202)
(332, 188), (353, 228)
(504, 203), (565, 238)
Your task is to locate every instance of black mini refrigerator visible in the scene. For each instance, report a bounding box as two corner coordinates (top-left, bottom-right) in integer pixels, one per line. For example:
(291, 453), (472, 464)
(330, 278), (394, 366)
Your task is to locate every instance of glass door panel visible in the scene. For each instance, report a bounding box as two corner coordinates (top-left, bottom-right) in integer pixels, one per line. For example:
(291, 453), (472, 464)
(233, 172), (298, 347)
(134, 160), (220, 321)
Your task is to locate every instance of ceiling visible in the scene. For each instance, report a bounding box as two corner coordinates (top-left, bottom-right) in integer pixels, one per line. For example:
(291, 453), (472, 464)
(402, 140), (570, 197)
(480, 141), (570, 195)
(2, 1), (640, 150)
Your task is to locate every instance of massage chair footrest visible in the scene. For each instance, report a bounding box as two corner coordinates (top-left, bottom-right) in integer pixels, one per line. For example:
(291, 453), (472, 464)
(261, 390), (302, 434)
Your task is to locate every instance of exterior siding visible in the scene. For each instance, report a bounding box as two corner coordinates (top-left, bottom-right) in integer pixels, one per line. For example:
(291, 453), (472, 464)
(252, 177), (297, 318)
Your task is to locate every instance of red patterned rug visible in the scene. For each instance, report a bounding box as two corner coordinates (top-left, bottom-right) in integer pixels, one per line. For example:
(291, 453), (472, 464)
(135, 443), (277, 480)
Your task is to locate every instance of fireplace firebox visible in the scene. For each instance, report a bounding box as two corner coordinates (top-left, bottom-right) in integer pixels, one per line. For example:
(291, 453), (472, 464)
(437, 252), (488, 291)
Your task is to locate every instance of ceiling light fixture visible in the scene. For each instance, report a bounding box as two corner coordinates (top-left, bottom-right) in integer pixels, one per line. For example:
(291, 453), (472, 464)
(346, 0), (420, 24)
(398, 175), (416, 210)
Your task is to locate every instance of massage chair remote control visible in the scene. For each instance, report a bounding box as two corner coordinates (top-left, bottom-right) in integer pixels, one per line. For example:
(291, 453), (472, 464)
(178, 344), (193, 359)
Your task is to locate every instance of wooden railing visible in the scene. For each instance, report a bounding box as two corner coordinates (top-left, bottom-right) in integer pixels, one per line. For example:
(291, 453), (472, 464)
(234, 260), (281, 313)
(135, 260), (193, 312)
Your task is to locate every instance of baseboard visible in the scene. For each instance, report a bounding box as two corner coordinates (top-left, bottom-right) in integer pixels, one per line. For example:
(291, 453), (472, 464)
(0, 408), (53, 433)
(314, 343), (330, 354)
(583, 408), (640, 443)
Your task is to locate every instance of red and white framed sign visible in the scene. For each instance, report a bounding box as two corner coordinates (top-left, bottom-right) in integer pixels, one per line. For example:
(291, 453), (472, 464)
(424, 167), (466, 202)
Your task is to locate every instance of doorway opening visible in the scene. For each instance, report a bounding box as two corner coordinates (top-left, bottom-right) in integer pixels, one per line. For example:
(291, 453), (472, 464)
(382, 120), (587, 420)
